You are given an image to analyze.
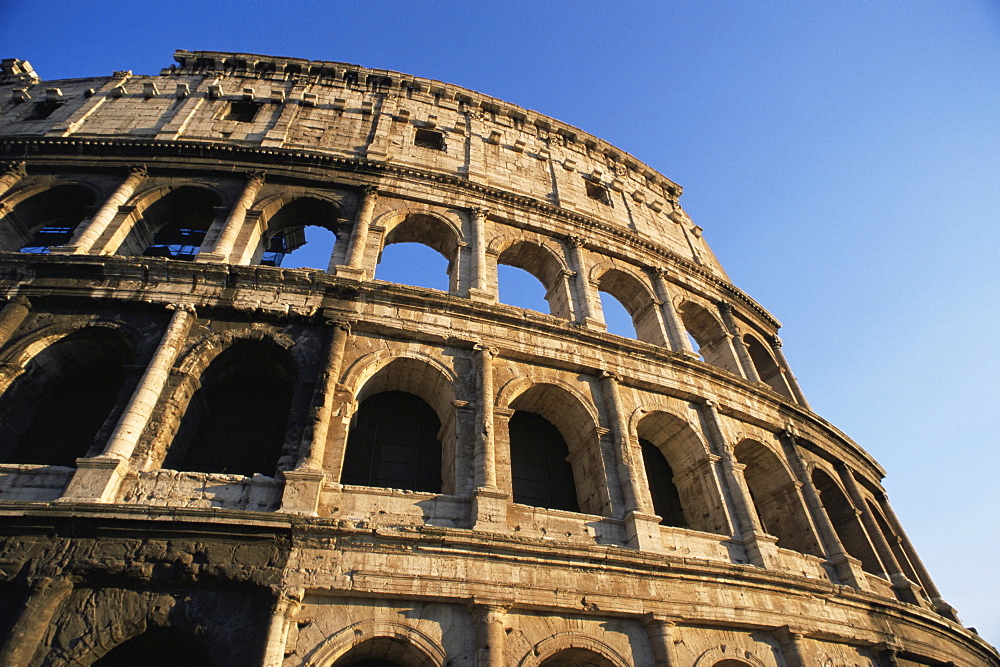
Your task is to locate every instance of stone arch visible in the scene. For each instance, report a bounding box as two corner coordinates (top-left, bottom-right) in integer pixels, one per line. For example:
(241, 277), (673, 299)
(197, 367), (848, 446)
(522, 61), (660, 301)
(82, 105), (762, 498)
(693, 645), (769, 667)
(498, 378), (609, 516)
(340, 352), (460, 495)
(92, 625), (212, 666)
(677, 299), (742, 375)
(518, 632), (630, 667)
(0, 323), (135, 466)
(374, 208), (463, 293)
(0, 182), (97, 252)
(590, 263), (666, 345)
(246, 193), (343, 268)
(305, 620), (446, 667)
(114, 183), (222, 259)
(742, 333), (792, 398)
(153, 330), (300, 477)
(733, 438), (822, 556)
(810, 465), (884, 575)
(491, 234), (573, 319)
(634, 409), (728, 534)
(866, 496), (923, 586)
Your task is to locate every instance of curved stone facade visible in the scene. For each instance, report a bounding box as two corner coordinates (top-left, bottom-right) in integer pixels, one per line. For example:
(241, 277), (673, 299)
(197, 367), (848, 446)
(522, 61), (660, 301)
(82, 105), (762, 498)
(0, 51), (994, 666)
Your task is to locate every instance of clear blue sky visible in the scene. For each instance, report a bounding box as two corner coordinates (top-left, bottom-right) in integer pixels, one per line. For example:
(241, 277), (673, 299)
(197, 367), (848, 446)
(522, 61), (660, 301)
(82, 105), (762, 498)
(3, 0), (997, 645)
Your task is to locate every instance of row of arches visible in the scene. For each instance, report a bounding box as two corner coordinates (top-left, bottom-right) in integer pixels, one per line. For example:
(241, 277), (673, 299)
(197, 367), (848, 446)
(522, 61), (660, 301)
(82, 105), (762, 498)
(0, 175), (800, 401)
(0, 317), (914, 593)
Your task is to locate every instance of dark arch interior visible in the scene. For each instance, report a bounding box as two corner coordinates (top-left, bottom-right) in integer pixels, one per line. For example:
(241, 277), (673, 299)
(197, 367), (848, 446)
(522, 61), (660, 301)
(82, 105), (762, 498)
(1, 184), (96, 253)
(118, 186), (219, 260)
(0, 327), (131, 466)
(812, 468), (883, 575)
(331, 636), (436, 667)
(540, 647), (617, 667)
(342, 390), (443, 493)
(165, 339), (295, 477)
(93, 626), (212, 667)
(743, 334), (792, 398)
(639, 438), (686, 527)
(509, 410), (579, 512)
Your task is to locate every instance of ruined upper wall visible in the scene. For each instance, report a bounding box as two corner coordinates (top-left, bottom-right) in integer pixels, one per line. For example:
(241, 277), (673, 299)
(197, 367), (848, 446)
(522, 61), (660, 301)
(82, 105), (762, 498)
(0, 50), (728, 280)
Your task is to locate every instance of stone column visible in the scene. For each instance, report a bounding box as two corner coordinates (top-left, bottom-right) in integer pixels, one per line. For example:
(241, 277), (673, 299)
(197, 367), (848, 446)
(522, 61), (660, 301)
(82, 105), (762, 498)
(467, 207), (492, 301)
(0, 576), (73, 667)
(649, 267), (694, 355)
(775, 626), (808, 667)
(565, 235), (601, 328)
(281, 321), (352, 515)
(877, 493), (958, 620)
(261, 588), (302, 667)
(717, 301), (761, 382)
(60, 305), (196, 503)
(340, 185), (379, 277)
(697, 400), (777, 567)
(835, 463), (925, 606)
(472, 344), (509, 530)
(59, 165), (146, 254)
(780, 429), (867, 588)
(643, 615), (679, 666)
(198, 171), (265, 263)
(770, 336), (810, 409)
(473, 603), (508, 667)
(0, 160), (27, 200)
(0, 295), (31, 348)
(599, 371), (661, 550)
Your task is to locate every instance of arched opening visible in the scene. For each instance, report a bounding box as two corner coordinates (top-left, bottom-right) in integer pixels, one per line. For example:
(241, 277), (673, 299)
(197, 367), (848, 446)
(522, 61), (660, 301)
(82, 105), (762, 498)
(733, 439), (822, 556)
(812, 468), (883, 575)
(342, 391), (442, 493)
(332, 636), (438, 667)
(743, 334), (793, 398)
(375, 213), (458, 292)
(636, 411), (728, 534)
(639, 438), (685, 527)
(678, 301), (742, 375)
(93, 626), (211, 667)
(340, 356), (457, 494)
(164, 338), (295, 477)
(496, 240), (571, 318)
(508, 411), (579, 512)
(868, 498), (923, 585)
(595, 269), (664, 344)
(0, 327), (132, 466)
(257, 197), (341, 269)
(540, 648), (617, 667)
(598, 291), (636, 339)
(117, 186), (219, 260)
(504, 382), (605, 516)
(0, 184), (95, 252)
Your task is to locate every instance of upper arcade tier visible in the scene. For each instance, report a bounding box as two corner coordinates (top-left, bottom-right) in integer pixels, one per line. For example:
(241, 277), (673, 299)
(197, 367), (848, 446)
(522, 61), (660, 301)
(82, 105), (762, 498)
(0, 50), (729, 282)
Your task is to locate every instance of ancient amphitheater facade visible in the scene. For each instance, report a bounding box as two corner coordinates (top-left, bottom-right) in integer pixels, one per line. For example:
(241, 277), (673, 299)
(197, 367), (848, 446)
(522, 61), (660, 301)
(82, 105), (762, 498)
(0, 52), (993, 666)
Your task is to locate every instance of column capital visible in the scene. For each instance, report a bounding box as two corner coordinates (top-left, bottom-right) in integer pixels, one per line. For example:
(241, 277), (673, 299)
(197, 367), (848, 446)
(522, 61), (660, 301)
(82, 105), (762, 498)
(599, 369), (623, 383)
(126, 164), (148, 178)
(565, 234), (587, 249)
(469, 206), (490, 219)
(246, 170), (266, 185)
(770, 334), (783, 349)
(325, 318), (353, 333)
(1, 160), (27, 178)
(360, 184), (379, 198)
(716, 300), (733, 315)
(166, 303), (197, 315)
(473, 342), (499, 358)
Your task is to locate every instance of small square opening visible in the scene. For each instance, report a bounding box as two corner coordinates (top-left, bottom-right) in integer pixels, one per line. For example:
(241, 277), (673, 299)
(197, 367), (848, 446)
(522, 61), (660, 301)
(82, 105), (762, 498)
(414, 128), (445, 151)
(27, 100), (61, 121)
(226, 101), (260, 123)
(585, 180), (611, 204)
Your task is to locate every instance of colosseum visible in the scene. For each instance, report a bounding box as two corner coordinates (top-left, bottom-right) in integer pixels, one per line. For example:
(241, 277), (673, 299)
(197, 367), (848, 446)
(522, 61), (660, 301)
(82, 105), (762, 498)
(0, 51), (993, 666)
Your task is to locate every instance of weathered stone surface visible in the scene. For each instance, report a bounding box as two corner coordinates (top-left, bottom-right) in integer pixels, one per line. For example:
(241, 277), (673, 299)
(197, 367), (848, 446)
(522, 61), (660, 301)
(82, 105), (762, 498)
(0, 51), (994, 666)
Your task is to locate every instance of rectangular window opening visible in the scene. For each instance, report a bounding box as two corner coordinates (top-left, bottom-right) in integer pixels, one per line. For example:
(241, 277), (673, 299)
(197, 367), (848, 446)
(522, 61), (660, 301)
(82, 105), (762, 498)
(414, 128), (445, 151)
(585, 179), (611, 204)
(225, 100), (260, 123)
